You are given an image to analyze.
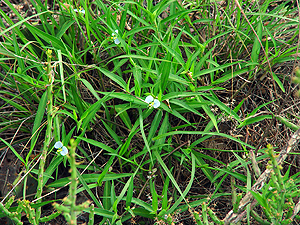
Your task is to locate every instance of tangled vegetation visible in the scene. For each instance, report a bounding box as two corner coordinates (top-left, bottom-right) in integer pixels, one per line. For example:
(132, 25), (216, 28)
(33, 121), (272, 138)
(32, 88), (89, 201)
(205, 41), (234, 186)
(0, 0), (300, 224)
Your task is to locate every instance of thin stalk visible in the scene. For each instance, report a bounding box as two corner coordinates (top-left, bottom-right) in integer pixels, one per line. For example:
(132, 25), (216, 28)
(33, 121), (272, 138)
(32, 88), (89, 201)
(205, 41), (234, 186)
(69, 139), (78, 224)
(35, 49), (54, 223)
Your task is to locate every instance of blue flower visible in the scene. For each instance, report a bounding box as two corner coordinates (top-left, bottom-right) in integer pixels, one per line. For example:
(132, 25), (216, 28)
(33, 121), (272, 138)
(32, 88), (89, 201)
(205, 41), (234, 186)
(74, 7), (85, 14)
(54, 141), (68, 156)
(145, 96), (160, 108)
(111, 30), (120, 45)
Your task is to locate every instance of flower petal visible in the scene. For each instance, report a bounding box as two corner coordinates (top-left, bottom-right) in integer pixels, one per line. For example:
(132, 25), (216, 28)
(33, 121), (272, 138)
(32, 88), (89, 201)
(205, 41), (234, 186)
(114, 38), (120, 45)
(60, 146), (68, 156)
(114, 30), (118, 34)
(145, 95), (154, 103)
(54, 141), (63, 149)
(74, 8), (85, 14)
(153, 99), (160, 108)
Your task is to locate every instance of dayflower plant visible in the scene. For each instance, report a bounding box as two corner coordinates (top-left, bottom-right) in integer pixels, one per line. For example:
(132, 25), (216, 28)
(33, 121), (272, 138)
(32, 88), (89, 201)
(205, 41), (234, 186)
(145, 96), (160, 108)
(54, 141), (68, 156)
(111, 30), (120, 45)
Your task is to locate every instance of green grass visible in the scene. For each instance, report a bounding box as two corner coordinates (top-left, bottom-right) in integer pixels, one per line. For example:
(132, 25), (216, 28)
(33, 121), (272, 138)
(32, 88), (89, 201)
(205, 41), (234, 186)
(0, 0), (300, 224)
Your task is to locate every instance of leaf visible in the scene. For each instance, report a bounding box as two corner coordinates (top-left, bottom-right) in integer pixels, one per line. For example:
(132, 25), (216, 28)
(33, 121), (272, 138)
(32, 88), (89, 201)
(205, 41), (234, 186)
(150, 180), (158, 212)
(102, 120), (122, 145)
(166, 152), (195, 213)
(48, 173), (132, 188)
(133, 67), (142, 97)
(204, 93), (241, 122)
(250, 190), (269, 210)
(76, 136), (117, 154)
(194, 62), (240, 79)
(29, 91), (47, 161)
(193, 152), (215, 182)
(162, 175), (170, 209)
(126, 176), (134, 208)
(80, 79), (101, 100)
(56, 20), (75, 39)
(211, 67), (250, 85)
(0, 7), (49, 37)
(80, 94), (111, 129)
(249, 21), (263, 79)
(96, 66), (127, 90)
(170, 99), (204, 118)
(153, 130), (255, 150)
(0, 138), (25, 164)
(97, 156), (115, 185)
(71, 85), (85, 116)
(76, 170), (103, 209)
(43, 157), (63, 186)
(87, 207), (115, 218)
(272, 72), (285, 93)
(24, 23), (70, 55)
(275, 116), (299, 131)
(238, 115), (272, 128)
(154, 34), (185, 66)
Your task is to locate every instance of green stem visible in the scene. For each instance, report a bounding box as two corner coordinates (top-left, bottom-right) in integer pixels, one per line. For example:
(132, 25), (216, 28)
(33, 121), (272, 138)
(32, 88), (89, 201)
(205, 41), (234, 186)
(69, 139), (78, 224)
(35, 49), (54, 223)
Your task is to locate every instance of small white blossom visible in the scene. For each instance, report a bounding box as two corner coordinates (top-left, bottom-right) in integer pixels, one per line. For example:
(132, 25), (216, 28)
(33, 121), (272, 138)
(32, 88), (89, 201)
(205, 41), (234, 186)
(145, 96), (160, 108)
(111, 30), (120, 45)
(54, 141), (68, 156)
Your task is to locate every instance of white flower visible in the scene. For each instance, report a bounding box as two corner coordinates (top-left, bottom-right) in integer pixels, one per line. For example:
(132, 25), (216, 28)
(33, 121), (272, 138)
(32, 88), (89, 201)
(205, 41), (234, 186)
(145, 95), (160, 108)
(74, 7), (85, 14)
(111, 30), (120, 45)
(54, 141), (68, 156)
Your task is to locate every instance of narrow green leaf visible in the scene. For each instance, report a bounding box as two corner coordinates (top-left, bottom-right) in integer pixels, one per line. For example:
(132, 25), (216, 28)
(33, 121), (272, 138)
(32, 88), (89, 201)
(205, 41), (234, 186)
(238, 115), (272, 128)
(80, 94), (111, 129)
(193, 151), (215, 182)
(153, 130), (255, 149)
(102, 120), (122, 145)
(170, 99), (204, 118)
(126, 176), (134, 208)
(48, 173), (131, 188)
(194, 62), (239, 79)
(71, 85), (85, 116)
(96, 66), (127, 90)
(272, 72), (285, 93)
(0, 138), (25, 164)
(97, 156), (116, 186)
(80, 79), (101, 100)
(76, 170), (103, 209)
(75, 136), (116, 154)
(30, 91), (47, 160)
(162, 175), (170, 209)
(249, 21), (263, 79)
(275, 116), (300, 131)
(150, 180), (158, 212)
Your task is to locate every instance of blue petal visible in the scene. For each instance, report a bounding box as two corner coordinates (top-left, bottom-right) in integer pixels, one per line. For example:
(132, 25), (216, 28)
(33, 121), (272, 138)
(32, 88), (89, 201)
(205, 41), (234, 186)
(153, 99), (160, 108)
(54, 141), (63, 149)
(145, 95), (154, 103)
(60, 146), (68, 156)
(114, 38), (120, 45)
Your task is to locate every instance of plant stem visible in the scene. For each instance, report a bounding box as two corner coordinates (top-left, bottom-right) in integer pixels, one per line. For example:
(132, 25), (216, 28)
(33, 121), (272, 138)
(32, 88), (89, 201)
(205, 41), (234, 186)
(35, 49), (54, 223)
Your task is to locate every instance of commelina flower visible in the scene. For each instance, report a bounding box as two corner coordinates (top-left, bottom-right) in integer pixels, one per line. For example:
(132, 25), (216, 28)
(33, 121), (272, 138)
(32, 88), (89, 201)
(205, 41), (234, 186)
(54, 141), (68, 156)
(145, 96), (160, 108)
(111, 30), (120, 45)
(74, 7), (85, 14)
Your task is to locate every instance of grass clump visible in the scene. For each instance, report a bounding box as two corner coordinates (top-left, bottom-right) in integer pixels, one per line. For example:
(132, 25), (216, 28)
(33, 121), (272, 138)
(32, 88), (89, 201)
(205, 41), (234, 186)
(0, 0), (300, 224)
